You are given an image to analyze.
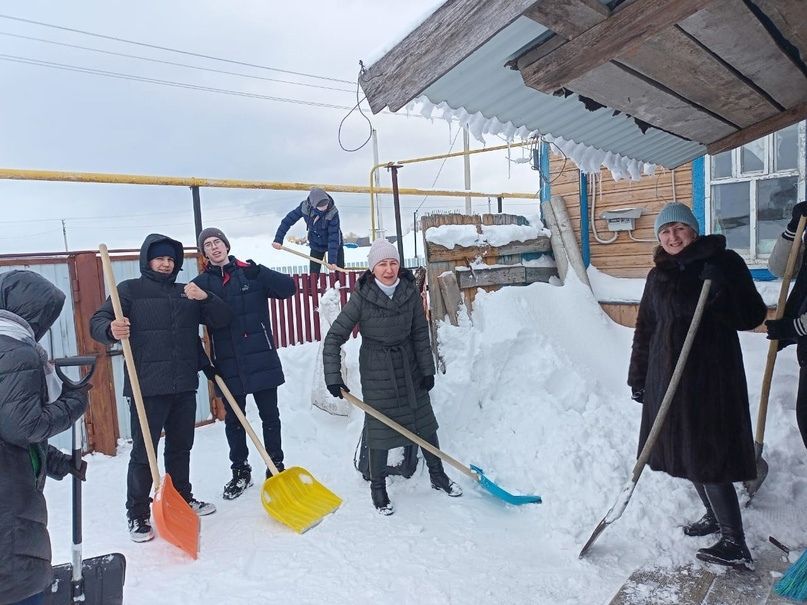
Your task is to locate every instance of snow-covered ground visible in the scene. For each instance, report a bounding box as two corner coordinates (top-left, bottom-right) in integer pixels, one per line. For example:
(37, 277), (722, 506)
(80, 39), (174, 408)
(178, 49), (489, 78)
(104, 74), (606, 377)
(44, 274), (807, 604)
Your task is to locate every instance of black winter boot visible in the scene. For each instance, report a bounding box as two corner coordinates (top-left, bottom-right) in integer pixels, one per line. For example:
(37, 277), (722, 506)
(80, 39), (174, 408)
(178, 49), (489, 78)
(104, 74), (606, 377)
(370, 481), (394, 515)
(223, 465), (253, 500)
(430, 471), (463, 497)
(696, 482), (753, 570)
(369, 448), (393, 515)
(696, 536), (754, 570)
(683, 511), (719, 537)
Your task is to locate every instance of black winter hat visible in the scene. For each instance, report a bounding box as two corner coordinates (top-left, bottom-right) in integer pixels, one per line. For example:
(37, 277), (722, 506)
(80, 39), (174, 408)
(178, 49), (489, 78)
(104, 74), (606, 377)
(147, 241), (178, 262)
(198, 227), (230, 253)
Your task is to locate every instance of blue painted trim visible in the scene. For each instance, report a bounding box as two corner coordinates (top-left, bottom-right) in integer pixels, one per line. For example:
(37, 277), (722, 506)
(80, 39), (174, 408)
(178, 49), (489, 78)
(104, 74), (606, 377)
(691, 156), (706, 233)
(579, 170), (590, 267)
(750, 268), (776, 281)
(539, 142), (551, 203)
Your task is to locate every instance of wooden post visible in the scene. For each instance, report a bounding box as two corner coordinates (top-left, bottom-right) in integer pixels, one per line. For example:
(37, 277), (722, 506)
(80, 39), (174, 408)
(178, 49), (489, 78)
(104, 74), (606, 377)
(69, 253), (120, 455)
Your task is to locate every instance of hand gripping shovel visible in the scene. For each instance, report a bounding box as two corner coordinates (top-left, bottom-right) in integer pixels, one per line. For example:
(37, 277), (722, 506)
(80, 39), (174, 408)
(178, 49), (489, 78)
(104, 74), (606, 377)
(278, 244), (352, 273)
(342, 391), (541, 505)
(45, 356), (126, 605)
(214, 376), (342, 533)
(99, 244), (200, 559)
(579, 279), (711, 558)
(745, 214), (807, 500)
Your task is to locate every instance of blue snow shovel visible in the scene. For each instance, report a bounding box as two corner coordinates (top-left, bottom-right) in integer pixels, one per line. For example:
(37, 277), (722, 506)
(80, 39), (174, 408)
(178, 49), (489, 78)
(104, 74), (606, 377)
(45, 356), (126, 605)
(343, 391), (541, 505)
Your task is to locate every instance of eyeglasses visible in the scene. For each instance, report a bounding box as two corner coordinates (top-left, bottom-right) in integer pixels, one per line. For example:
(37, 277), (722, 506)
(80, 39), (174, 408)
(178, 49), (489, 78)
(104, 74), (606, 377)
(203, 238), (224, 250)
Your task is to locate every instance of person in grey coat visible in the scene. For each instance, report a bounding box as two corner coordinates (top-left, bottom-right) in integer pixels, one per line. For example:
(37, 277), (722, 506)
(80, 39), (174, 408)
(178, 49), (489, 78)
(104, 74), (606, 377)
(0, 271), (89, 605)
(323, 238), (461, 515)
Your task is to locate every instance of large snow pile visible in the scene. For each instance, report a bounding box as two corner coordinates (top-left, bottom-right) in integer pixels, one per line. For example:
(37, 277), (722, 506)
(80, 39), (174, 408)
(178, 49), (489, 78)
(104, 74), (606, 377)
(43, 276), (807, 604)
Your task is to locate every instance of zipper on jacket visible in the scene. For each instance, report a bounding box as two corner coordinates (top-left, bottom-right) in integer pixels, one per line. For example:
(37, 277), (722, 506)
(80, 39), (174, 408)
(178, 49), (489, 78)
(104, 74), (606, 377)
(260, 322), (274, 349)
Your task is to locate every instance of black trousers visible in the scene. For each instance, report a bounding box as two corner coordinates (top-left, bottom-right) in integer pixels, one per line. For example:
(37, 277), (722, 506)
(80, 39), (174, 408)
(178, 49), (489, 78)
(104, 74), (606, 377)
(368, 432), (444, 488)
(692, 481), (745, 539)
(127, 392), (197, 519)
(795, 365), (807, 450)
(309, 246), (345, 273)
(224, 387), (283, 470)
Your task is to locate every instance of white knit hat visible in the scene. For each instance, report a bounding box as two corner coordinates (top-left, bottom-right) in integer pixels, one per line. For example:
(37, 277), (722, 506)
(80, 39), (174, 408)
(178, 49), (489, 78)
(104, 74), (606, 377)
(367, 238), (400, 271)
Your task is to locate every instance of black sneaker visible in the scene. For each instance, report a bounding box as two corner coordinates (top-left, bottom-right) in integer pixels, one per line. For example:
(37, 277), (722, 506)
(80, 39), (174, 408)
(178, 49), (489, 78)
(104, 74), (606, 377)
(430, 472), (463, 497)
(696, 536), (754, 570)
(188, 499), (217, 516)
(223, 466), (253, 500)
(683, 511), (719, 537)
(127, 516), (154, 543)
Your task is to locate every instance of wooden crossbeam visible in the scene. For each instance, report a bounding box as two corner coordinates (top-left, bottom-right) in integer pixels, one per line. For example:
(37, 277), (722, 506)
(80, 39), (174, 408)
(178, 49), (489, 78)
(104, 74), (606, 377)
(521, 0), (708, 93)
(707, 101), (807, 155)
(524, 0), (608, 38)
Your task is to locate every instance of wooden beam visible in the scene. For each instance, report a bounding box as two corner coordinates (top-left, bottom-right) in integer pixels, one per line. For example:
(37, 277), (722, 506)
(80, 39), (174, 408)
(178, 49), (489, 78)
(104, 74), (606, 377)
(359, 0), (538, 113)
(707, 101), (807, 155)
(750, 0), (807, 69)
(524, 0), (609, 38)
(566, 62), (737, 143)
(426, 236), (552, 263)
(521, 0), (708, 93)
(679, 0), (807, 109)
(436, 271), (463, 326)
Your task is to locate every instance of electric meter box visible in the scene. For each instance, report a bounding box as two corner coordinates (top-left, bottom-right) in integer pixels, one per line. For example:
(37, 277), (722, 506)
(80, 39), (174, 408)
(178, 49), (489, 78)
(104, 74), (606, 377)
(600, 207), (643, 232)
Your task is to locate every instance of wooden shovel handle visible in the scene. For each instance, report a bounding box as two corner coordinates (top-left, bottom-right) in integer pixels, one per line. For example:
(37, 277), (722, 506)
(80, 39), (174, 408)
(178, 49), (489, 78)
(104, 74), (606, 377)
(214, 375), (280, 475)
(756, 214), (807, 443)
(342, 390), (477, 480)
(98, 244), (161, 489)
(279, 245), (351, 273)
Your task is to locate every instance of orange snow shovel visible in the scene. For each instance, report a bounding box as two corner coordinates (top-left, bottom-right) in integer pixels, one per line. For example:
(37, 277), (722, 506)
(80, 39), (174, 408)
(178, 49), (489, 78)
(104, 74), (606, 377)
(213, 375), (342, 533)
(99, 244), (200, 559)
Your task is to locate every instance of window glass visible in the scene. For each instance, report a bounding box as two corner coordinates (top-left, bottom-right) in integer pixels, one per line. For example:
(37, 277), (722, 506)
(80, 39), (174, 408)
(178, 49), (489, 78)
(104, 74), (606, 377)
(710, 151), (732, 179)
(741, 138), (765, 174)
(774, 124), (798, 171)
(711, 182), (750, 254)
(757, 176), (799, 254)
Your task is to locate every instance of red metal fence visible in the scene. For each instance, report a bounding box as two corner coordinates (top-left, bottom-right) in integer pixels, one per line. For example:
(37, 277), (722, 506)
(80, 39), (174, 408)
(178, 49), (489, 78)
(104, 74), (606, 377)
(269, 271), (362, 348)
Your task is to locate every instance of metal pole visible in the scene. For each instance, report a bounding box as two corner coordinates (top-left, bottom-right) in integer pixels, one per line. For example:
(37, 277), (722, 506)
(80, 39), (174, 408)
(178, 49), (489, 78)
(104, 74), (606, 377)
(463, 127), (472, 214)
(61, 218), (69, 251)
(388, 164), (406, 266)
(371, 129), (385, 240)
(497, 196), (503, 213)
(191, 186), (202, 239)
(413, 211), (418, 260)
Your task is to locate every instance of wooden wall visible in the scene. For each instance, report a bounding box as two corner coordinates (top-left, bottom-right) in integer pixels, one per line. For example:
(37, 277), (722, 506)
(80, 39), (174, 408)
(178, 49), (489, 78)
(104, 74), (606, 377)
(549, 155), (694, 278)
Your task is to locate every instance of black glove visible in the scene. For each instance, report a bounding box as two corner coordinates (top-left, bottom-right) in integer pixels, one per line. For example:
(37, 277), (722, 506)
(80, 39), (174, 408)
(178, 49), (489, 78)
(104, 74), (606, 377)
(201, 365), (219, 381)
(68, 459), (87, 482)
(787, 201), (807, 232)
(631, 388), (644, 404)
(243, 261), (260, 280)
(327, 382), (348, 399)
(699, 262), (727, 287)
(60, 379), (93, 393)
(765, 318), (799, 341)
(422, 375), (435, 391)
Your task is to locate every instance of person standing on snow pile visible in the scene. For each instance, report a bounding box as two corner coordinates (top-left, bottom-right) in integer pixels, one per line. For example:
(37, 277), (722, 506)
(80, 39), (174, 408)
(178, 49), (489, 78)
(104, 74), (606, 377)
(628, 202), (767, 570)
(272, 187), (345, 273)
(323, 237), (461, 515)
(90, 234), (232, 543)
(193, 227), (296, 500)
(0, 271), (89, 605)
(765, 201), (807, 452)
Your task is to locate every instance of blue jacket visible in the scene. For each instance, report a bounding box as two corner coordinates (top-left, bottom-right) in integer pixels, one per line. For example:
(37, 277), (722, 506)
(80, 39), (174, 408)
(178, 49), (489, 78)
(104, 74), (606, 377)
(192, 257), (296, 396)
(274, 195), (343, 263)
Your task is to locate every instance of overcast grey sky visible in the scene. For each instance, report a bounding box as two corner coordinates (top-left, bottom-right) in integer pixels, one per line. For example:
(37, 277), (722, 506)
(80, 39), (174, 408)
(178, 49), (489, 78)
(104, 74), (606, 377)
(0, 1), (541, 254)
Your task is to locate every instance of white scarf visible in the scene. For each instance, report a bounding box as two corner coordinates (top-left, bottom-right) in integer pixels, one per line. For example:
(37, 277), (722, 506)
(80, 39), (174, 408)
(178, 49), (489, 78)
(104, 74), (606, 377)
(375, 277), (400, 299)
(0, 310), (61, 402)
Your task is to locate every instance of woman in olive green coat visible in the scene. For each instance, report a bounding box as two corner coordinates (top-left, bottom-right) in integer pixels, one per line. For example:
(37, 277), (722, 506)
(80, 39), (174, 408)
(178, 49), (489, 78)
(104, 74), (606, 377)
(324, 238), (461, 514)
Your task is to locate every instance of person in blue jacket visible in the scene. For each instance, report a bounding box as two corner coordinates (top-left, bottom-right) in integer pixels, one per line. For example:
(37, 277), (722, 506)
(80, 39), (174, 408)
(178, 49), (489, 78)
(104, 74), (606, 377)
(194, 227), (296, 500)
(272, 188), (345, 273)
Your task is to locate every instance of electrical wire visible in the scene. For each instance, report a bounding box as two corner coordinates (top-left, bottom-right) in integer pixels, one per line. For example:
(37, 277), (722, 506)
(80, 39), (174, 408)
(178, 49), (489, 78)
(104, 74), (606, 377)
(337, 64), (373, 152)
(0, 31), (357, 93)
(589, 172), (618, 244)
(0, 13), (355, 84)
(415, 127), (462, 213)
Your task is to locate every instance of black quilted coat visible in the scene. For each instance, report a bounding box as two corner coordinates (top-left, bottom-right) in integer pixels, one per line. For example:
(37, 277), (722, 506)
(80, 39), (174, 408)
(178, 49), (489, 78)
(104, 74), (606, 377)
(628, 235), (767, 483)
(323, 269), (437, 450)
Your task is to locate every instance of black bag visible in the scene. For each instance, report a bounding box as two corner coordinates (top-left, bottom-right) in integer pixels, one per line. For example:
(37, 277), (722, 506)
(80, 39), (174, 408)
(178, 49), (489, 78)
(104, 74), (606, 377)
(354, 427), (418, 481)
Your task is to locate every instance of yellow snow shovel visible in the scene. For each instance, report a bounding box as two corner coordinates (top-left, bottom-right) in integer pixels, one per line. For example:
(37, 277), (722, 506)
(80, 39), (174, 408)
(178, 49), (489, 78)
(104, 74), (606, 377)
(213, 375), (342, 533)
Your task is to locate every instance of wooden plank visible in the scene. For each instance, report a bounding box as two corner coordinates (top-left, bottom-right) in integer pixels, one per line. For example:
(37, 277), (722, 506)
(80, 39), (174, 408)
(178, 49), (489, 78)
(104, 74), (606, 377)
(617, 27), (779, 128)
(524, 266), (558, 283)
(520, 0), (706, 93)
(752, 0), (807, 69)
(708, 100), (807, 154)
(565, 62), (737, 143)
(609, 564), (716, 604)
(436, 271), (463, 326)
(426, 236), (552, 262)
(679, 0), (807, 109)
(456, 265), (526, 288)
(524, 0), (609, 38)
(359, 0), (537, 113)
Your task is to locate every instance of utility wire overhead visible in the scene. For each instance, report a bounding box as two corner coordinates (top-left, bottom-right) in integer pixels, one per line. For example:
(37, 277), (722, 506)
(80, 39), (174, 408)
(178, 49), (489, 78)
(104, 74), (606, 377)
(0, 13), (355, 84)
(0, 31), (357, 93)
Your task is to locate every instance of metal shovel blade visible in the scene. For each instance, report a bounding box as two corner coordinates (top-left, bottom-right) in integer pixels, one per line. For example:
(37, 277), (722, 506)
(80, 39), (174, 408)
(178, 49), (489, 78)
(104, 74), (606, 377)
(470, 465), (542, 505)
(152, 473), (200, 559)
(46, 554), (126, 605)
(260, 467), (342, 533)
(743, 441), (769, 499)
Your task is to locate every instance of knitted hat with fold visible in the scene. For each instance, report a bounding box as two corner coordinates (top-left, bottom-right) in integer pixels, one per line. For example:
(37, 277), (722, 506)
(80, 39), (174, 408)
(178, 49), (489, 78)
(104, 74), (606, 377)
(367, 238), (400, 271)
(654, 202), (699, 239)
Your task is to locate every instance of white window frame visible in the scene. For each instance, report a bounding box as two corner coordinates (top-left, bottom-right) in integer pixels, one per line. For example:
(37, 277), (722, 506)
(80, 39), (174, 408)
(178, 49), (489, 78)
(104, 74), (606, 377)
(705, 121), (806, 267)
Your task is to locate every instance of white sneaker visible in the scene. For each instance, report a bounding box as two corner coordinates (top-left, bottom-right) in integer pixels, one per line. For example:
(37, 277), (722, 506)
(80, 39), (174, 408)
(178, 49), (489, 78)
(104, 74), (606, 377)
(128, 517), (155, 542)
(188, 498), (216, 516)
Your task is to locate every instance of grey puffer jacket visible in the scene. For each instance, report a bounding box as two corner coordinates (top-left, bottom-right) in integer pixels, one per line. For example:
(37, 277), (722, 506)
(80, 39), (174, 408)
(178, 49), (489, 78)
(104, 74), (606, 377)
(323, 269), (437, 450)
(0, 271), (87, 604)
